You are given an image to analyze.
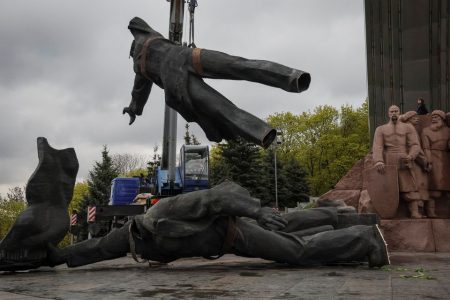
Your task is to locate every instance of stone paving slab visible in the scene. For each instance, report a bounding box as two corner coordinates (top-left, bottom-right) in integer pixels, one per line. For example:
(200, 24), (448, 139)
(0, 252), (449, 299)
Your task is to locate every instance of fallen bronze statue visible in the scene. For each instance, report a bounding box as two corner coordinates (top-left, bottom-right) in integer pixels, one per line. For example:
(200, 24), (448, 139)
(123, 17), (311, 148)
(0, 139), (389, 272)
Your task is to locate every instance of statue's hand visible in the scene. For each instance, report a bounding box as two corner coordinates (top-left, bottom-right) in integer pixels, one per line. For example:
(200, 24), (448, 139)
(257, 207), (287, 231)
(123, 107), (136, 125)
(375, 161), (385, 174)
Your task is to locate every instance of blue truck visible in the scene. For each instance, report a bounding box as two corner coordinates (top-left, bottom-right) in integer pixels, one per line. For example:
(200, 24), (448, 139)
(88, 145), (210, 234)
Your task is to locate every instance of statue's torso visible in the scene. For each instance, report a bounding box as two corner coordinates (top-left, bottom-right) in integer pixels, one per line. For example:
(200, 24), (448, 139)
(139, 218), (227, 263)
(380, 123), (411, 155)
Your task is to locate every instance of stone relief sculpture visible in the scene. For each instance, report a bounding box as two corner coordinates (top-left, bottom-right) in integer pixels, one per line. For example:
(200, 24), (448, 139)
(122, 17), (311, 148)
(421, 110), (450, 216)
(372, 106), (424, 218)
(399, 111), (433, 218)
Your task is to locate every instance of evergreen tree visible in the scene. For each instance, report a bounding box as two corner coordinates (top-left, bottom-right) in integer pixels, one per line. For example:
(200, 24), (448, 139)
(0, 187), (26, 239)
(210, 138), (270, 205)
(262, 148), (289, 207)
(77, 146), (119, 239)
(281, 156), (310, 205)
(211, 139), (311, 208)
(80, 145), (119, 208)
(262, 150), (309, 208)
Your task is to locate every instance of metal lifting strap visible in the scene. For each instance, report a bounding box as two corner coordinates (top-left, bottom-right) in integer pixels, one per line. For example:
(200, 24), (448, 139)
(129, 222), (148, 263)
(187, 0), (198, 48)
(192, 48), (204, 75)
(139, 37), (164, 80)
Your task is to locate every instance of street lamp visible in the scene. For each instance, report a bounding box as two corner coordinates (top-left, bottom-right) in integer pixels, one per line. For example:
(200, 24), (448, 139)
(274, 129), (283, 210)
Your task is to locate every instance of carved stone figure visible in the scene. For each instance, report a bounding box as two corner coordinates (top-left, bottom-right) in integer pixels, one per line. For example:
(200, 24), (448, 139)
(421, 110), (450, 214)
(400, 111), (433, 217)
(372, 106), (423, 218)
(123, 17), (311, 148)
(0, 138), (78, 271)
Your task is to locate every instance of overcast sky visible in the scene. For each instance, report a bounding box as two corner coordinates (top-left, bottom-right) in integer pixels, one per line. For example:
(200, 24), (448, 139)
(0, 0), (367, 197)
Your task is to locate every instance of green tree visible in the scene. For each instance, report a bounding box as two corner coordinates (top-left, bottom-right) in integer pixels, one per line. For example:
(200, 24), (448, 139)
(0, 187), (27, 239)
(76, 146), (119, 239)
(78, 145), (119, 209)
(210, 138), (270, 204)
(272, 153), (310, 207)
(210, 140), (310, 208)
(69, 182), (89, 214)
(261, 147), (288, 207)
(268, 101), (369, 196)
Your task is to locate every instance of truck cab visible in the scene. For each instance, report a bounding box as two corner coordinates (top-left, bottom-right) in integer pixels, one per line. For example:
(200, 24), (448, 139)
(155, 145), (209, 196)
(179, 145), (209, 193)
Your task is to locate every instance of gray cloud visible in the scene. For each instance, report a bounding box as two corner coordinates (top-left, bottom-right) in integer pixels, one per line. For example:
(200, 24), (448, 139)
(0, 0), (367, 196)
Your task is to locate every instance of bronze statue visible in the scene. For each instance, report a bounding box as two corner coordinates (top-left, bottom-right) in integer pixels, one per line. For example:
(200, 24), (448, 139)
(372, 105), (423, 218)
(122, 17), (311, 148)
(0, 138), (78, 271)
(45, 181), (389, 269)
(0, 140), (389, 271)
(421, 110), (450, 215)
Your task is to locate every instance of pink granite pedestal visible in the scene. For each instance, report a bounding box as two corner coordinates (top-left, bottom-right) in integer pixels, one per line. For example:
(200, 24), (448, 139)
(380, 219), (450, 252)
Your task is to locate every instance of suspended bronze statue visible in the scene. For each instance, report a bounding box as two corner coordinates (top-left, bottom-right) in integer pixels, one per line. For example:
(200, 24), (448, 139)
(123, 17), (311, 148)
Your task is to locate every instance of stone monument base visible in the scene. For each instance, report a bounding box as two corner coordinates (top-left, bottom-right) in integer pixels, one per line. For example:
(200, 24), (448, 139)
(380, 219), (450, 252)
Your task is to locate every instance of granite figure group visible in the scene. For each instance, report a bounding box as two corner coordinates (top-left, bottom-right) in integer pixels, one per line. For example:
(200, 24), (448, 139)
(372, 105), (450, 218)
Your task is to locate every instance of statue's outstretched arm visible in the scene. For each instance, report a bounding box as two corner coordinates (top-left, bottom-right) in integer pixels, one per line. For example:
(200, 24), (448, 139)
(158, 181), (287, 230)
(123, 74), (153, 125)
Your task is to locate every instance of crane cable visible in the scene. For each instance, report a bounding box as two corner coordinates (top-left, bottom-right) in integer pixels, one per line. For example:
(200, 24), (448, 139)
(187, 0), (198, 48)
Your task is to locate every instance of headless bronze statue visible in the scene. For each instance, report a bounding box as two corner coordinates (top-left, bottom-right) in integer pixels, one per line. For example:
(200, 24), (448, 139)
(123, 17), (311, 148)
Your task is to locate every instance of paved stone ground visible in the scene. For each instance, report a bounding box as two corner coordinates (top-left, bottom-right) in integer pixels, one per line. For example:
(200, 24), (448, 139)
(0, 252), (449, 299)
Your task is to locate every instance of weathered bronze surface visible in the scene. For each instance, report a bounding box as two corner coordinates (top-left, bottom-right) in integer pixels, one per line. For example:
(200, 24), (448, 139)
(0, 138), (78, 271)
(1, 165), (389, 271)
(51, 181), (387, 269)
(123, 17), (311, 148)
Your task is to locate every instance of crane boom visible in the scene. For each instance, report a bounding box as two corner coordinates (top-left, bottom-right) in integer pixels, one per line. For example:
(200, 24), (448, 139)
(161, 0), (185, 188)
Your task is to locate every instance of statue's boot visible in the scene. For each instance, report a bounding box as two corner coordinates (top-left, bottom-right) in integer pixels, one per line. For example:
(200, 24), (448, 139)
(425, 200), (438, 218)
(368, 225), (390, 268)
(408, 201), (422, 219)
(0, 137), (78, 272)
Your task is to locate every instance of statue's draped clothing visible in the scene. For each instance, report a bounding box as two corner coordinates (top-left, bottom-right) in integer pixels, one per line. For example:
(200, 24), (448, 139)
(127, 17), (310, 148)
(421, 126), (450, 191)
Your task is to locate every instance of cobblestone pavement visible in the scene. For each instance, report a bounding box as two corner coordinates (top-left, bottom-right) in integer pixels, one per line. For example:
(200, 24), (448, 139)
(0, 252), (449, 299)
